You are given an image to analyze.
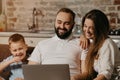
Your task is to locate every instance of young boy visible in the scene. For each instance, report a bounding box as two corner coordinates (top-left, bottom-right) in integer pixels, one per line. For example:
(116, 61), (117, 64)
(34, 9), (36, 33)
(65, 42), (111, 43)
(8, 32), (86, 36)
(0, 33), (28, 80)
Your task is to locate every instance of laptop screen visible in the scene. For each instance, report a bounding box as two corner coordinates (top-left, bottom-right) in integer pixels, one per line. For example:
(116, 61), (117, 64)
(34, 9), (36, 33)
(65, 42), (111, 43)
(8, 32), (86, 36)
(22, 64), (70, 80)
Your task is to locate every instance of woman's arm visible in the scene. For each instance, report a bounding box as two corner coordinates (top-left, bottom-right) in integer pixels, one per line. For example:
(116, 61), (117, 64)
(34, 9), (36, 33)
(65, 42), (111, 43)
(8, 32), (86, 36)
(71, 60), (87, 80)
(96, 39), (118, 80)
(81, 60), (86, 73)
(94, 74), (107, 80)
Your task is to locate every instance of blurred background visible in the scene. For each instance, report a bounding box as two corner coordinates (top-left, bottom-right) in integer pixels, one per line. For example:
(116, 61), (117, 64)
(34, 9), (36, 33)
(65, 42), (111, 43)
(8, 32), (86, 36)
(0, 0), (119, 33)
(0, 0), (120, 47)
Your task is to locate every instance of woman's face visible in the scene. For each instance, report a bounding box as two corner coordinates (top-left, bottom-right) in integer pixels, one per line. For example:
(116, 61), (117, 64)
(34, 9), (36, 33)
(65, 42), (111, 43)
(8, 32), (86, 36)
(83, 18), (94, 39)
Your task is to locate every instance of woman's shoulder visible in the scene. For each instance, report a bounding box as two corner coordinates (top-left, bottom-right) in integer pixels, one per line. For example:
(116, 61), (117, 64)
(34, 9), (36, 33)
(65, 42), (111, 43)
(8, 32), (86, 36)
(99, 38), (118, 52)
(102, 38), (119, 52)
(103, 38), (116, 46)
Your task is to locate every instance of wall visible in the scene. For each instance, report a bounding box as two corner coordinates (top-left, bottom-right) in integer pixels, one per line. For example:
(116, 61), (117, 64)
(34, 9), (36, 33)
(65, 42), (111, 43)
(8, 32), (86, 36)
(0, 0), (2, 14)
(1, 0), (120, 31)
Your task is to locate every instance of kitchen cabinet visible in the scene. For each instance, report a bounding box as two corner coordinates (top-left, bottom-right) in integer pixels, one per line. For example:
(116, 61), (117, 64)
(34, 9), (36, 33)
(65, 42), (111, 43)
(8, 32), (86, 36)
(109, 35), (120, 48)
(0, 32), (120, 47)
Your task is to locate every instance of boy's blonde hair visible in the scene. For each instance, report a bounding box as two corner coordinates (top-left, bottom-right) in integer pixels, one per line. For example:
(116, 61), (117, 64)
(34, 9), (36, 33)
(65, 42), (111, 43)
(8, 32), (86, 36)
(8, 33), (25, 45)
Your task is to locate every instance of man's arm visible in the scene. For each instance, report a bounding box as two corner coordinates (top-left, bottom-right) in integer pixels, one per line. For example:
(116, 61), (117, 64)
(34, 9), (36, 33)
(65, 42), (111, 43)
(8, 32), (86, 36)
(28, 60), (39, 65)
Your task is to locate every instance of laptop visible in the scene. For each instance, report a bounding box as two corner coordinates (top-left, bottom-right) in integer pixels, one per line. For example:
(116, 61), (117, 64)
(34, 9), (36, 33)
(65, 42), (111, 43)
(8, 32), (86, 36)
(22, 64), (70, 80)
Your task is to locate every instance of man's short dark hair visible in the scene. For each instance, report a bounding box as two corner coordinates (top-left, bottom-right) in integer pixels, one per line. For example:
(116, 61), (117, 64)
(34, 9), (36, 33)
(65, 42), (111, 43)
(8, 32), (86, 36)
(57, 8), (75, 21)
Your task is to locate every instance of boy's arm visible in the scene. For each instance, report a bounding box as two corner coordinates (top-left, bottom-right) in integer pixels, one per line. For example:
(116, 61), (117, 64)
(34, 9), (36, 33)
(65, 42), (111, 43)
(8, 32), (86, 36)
(0, 60), (13, 73)
(0, 56), (21, 73)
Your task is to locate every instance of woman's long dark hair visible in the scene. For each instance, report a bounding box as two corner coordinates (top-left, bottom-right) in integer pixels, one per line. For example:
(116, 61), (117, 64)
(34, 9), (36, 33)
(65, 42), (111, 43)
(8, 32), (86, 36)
(81, 9), (110, 79)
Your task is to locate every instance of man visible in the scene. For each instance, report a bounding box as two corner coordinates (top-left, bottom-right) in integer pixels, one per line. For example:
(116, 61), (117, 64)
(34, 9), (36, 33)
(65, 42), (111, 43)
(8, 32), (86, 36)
(28, 8), (87, 76)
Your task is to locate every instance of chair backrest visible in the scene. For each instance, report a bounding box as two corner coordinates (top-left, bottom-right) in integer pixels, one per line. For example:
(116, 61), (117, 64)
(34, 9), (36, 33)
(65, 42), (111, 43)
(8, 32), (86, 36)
(0, 44), (34, 62)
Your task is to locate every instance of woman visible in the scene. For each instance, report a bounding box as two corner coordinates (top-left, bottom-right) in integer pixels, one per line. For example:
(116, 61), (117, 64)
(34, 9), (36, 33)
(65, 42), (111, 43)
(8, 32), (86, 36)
(74, 9), (120, 80)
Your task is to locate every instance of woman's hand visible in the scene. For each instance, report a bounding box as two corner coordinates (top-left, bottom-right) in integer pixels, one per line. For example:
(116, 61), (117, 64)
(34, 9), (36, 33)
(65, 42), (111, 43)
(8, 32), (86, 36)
(93, 74), (107, 80)
(71, 74), (83, 80)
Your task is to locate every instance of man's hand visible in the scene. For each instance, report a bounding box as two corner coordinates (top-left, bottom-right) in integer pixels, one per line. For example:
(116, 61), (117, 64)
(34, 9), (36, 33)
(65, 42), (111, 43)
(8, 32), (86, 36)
(79, 34), (89, 49)
(71, 76), (76, 80)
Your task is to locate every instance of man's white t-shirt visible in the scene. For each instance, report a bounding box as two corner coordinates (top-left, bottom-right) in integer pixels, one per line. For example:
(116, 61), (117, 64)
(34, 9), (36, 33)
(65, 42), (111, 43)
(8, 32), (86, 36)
(28, 35), (86, 76)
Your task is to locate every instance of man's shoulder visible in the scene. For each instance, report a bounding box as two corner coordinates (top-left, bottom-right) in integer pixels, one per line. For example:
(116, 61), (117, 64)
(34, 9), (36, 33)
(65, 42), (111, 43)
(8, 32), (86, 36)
(37, 37), (54, 44)
(69, 37), (79, 42)
(68, 37), (80, 46)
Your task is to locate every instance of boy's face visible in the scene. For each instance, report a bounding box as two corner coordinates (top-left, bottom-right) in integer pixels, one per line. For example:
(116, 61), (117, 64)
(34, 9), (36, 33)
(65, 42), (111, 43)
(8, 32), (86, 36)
(9, 41), (28, 60)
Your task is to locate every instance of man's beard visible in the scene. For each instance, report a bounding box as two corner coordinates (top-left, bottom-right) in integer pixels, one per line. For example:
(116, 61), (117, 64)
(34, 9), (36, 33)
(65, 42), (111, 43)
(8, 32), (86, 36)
(54, 27), (73, 39)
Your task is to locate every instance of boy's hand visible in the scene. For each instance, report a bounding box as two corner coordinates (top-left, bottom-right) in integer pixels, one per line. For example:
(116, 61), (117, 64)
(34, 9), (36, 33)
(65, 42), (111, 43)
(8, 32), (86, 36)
(79, 34), (89, 49)
(15, 78), (24, 80)
(0, 77), (4, 80)
(11, 56), (22, 63)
